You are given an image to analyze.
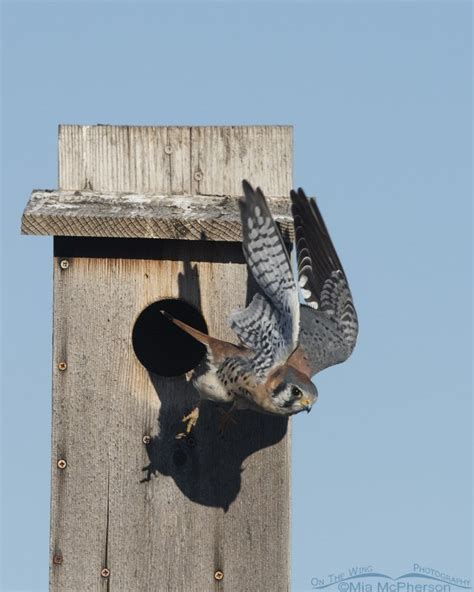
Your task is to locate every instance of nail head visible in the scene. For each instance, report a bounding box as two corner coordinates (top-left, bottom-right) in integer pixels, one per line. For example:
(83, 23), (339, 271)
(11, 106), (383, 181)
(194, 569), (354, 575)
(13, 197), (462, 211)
(53, 554), (63, 565)
(214, 570), (224, 581)
(101, 568), (110, 578)
(57, 459), (67, 470)
(194, 171), (203, 181)
(58, 361), (67, 371)
(164, 145), (172, 154)
(59, 259), (69, 270)
(142, 435), (151, 445)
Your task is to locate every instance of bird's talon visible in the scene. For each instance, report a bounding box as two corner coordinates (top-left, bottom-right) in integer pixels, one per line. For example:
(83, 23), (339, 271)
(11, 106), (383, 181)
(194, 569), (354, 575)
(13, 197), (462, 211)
(176, 406), (200, 439)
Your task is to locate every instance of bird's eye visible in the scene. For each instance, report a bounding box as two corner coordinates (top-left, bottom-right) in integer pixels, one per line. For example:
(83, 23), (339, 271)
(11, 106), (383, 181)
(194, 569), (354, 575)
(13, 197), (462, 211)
(291, 386), (302, 398)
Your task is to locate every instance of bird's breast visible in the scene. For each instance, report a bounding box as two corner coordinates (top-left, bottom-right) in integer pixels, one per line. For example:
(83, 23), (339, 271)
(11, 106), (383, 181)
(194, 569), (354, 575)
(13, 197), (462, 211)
(193, 369), (234, 404)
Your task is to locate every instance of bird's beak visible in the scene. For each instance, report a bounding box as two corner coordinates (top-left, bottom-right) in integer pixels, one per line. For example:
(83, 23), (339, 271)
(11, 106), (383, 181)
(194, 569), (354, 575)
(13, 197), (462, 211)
(302, 399), (312, 413)
(305, 406), (312, 413)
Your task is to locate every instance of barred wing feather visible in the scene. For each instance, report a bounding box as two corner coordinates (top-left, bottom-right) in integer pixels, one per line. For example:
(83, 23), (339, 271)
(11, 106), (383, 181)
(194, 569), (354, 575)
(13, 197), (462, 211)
(290, 189), (358, 376)
(229, 181), (300, 377)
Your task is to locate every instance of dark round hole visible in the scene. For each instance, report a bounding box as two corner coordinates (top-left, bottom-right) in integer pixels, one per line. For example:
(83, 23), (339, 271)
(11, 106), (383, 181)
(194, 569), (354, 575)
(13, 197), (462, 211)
(132, 298), (208, 377)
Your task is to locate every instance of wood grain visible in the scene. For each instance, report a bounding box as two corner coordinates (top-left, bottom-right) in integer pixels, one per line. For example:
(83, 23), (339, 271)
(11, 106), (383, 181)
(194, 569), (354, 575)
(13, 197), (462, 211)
(58, 125), (292, 197)
(21, 190), (295, 242)
(50, 246), (290, 591)
(190, 126), (292, 197)
(48, 125), (292, 591)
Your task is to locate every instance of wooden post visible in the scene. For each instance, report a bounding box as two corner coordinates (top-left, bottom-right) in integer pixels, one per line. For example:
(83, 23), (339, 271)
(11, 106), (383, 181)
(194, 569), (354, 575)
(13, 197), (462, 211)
(22, 125), (293, 591)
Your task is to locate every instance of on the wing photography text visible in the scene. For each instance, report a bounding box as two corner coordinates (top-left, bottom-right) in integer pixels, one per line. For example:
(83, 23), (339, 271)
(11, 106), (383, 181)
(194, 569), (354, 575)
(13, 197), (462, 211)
(311, 565), (471, 592)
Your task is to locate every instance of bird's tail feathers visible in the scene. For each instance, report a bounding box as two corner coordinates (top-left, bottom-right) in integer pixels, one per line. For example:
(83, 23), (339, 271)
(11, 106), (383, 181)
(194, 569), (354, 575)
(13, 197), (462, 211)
(160, 310), (212, 346)
(161, 310), (247, 363)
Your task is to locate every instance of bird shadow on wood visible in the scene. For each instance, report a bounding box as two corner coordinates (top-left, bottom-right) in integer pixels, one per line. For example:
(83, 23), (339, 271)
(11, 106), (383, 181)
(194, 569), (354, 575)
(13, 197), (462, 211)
(140, 255), (288, 512)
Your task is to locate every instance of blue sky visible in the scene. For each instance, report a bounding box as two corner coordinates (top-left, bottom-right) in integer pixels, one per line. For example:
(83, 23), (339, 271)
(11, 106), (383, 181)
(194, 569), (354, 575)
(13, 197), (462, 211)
(1, 2), (472, 591)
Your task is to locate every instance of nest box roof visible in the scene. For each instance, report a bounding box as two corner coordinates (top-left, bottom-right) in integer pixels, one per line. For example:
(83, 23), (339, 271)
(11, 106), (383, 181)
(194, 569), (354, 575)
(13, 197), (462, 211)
(21, 124), (295, 242)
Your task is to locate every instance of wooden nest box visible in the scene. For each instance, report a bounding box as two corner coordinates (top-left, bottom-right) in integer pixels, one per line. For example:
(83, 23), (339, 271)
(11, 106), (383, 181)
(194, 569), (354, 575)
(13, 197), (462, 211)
(22, 125), (294, 592)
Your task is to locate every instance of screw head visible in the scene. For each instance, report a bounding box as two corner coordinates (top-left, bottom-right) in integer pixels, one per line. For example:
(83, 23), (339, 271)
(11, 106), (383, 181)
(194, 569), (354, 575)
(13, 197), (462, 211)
(142, 435), (151, 445)
(101, 568), (110, 578)
(59, 259), (69, 270)
(58, 361), (67, 371)
(57, 459), (67, 470)
(164, 145), (172, 155)
(214, 570), (224, 581)
(194, 171), (203, 181)
(53, 554), (63, 565)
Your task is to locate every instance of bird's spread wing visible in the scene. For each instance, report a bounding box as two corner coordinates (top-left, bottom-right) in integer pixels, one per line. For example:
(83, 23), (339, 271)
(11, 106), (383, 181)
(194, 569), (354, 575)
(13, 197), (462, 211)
(229, 180), (300, 378)
(289, 188), (358, 376)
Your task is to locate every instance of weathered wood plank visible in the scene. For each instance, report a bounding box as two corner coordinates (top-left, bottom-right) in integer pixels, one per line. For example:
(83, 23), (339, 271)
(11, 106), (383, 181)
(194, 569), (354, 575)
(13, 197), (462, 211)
(21, 190), (295, 242)
(50, 257), (115, 591)
(58, 125), (292, 197)
(167, 127), (192, 195)
(59, 125), (171, 194)
(191, 126), (292, 197)
(51, 244), (290, 591)
(48, 124), (292, 592)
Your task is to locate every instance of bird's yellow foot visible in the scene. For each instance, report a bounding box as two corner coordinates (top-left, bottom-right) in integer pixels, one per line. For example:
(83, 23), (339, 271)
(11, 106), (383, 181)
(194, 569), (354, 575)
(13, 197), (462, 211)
(218, 408), (237, 435)
(176, 406), (200, 439)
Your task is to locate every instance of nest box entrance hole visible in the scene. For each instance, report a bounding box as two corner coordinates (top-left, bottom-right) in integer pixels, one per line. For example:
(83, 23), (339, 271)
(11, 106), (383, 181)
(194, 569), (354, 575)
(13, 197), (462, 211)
(132, 298), (208, 377)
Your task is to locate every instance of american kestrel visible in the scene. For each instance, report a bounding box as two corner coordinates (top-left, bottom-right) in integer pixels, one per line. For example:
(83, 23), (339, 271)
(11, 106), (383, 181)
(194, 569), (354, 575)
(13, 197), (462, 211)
(165, 180), (358, 437)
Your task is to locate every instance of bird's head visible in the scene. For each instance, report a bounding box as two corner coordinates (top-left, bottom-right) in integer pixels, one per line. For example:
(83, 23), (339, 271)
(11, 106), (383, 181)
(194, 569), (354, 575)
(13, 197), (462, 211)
(266, 365), (318, 416)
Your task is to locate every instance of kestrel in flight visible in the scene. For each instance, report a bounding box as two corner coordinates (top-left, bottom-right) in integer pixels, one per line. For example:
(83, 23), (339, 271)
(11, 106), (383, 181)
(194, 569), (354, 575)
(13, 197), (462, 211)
(165, 180), (358, 436)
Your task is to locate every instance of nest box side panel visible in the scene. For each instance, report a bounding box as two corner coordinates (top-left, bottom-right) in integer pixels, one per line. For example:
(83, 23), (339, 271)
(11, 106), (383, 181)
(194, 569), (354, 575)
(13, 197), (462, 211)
(50, 242), (290, 592)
